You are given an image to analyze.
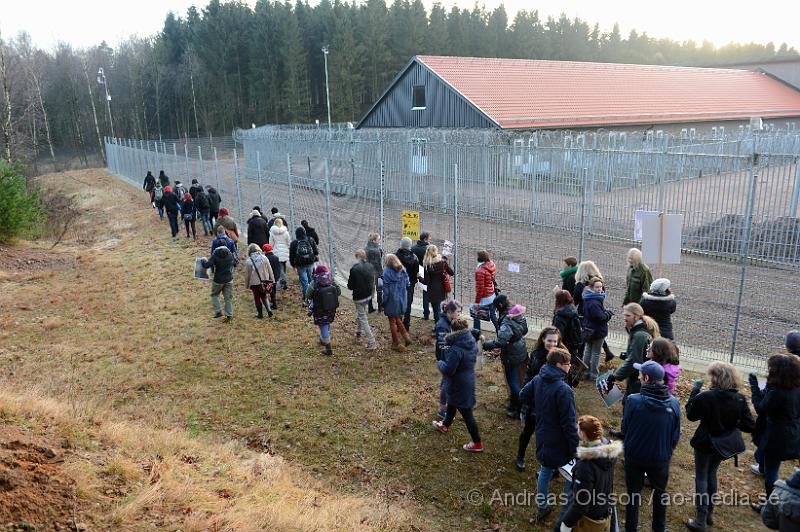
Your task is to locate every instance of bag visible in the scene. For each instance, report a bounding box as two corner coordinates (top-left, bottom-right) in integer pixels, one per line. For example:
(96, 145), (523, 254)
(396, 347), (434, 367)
(469, 303), (491, 321)
(710, 429), (746, 460)
(296, 239), (316, 264)
(183, 212), (193, 221)
(563, 314), (584, 348)
(574, 511), (612, 532)
(153, 187), (164, 201)
(581, 326), (597, 343)
(443, 271), (452, 294)
(250, 256), (274, 294)
(492, 275), (501, 295)
(314, 284), (340, 312)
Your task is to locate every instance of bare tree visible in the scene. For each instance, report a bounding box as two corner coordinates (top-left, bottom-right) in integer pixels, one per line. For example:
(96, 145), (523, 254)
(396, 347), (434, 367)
(0, 33), (13, 162)
(81, 56), (105, 165)
(15, 33), (56, 168)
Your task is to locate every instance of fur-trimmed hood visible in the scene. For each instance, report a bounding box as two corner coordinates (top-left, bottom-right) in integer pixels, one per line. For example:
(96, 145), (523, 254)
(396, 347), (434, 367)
(445, 327), (475, 346)
(576, 439), (623, 461)
(642, 291), (674, 302)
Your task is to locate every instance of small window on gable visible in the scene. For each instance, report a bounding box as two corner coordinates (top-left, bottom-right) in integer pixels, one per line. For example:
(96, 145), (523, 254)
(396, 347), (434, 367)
(412, 85), (426, 109)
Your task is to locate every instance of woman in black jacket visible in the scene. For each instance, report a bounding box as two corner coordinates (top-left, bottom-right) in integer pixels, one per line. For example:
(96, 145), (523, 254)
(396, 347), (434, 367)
(422, 245), (454, 323)
(301, 220), (320, 245)
(180, 192), (196, 240)
(553, 289), (582, 357)
(685, 362), (755, 531)
(640, 278), (677, 341)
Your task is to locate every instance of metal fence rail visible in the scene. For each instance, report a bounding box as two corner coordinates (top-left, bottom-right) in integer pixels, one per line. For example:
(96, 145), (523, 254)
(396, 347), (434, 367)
(105, 128), (800, 370)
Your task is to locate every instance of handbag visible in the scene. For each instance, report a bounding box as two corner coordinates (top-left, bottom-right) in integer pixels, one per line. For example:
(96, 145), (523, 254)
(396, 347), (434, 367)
(250, 256), (274, 294)
(183, 212), (193, 221)
(469, 303), (491, 321)
(581, 326), (597, 343)
(709, 428), (746, 460)
(443, 271), (452, 294)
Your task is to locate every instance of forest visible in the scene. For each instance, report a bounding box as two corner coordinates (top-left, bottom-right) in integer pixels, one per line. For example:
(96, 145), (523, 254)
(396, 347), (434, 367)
(1, 0), (798, 169)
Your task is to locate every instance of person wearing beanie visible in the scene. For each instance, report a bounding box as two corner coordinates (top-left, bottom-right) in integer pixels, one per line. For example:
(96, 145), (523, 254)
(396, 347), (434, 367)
(787, 330), (800, 357)
(382, 254), (412, 352)
(305, 263), (340, 356)
(640, 278), (677, 341)
(173, 180), (188, 200)
(262, 243), (281, 310)
(761, 469), (800, 530)
(289, 226), (319, 296)
(160, 185), (180, 238)
(365, 233), (385, 313)
(193, 185), (212, 236)
(265, 206), (287, 232)
(142, 170), (156, 203)
(396, 237), (420, 332)
(181, 192), (196, 240)
(269, 218), (291, 290)
(243, 243), (274, 319)
(434, 300), (463, 418)
(247, 209), (270, 250)
(347, 249), (378, 350)
(482, 295), (529, 418)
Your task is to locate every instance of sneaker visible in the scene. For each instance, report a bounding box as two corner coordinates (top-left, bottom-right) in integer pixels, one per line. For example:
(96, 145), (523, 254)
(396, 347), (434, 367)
(462, 441), (483, 452)
(686, 518), (707, 532)
(750, 464), (763, 476)
(515, 456), (525, 472)
(432, 420), (449, 433)
(366, 342), (378, 351)
(222, 316), (232, 323)
(213, 312), (223, 318)
(436, 409), (446, 419)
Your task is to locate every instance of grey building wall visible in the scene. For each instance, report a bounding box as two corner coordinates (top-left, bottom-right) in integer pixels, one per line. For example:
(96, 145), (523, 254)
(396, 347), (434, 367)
(716, 60), (800, 91)
(358, 61), (497, 129)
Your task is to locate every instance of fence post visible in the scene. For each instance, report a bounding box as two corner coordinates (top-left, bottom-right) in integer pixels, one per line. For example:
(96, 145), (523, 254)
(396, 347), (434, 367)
(213, 147), (221, 193)
(578, 167), (588, 261)
(483, 132), (490, 217)
(162, 141), (168, 178)
(791, 161), (800, 217)
(233, 148), (245, 228)
(453, 162), (460, 301)
(586, 162), (596, 234)
(380, 159), (385, 245)
(287, 153), (296, 231)
(324, 159), (336, 276)
(257, 151), (264, 210)
(529, 148), (539, 225)
(730, 171), (759, 362)
(198, 146), (205, 181)
(184, 143), (190, 182)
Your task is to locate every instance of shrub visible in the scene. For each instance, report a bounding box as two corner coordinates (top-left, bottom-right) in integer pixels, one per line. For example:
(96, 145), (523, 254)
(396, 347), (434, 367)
(0, 160), (43, 243)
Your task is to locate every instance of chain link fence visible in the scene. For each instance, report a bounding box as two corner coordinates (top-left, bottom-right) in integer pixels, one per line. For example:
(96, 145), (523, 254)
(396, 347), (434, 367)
(105, 127), (800, 371)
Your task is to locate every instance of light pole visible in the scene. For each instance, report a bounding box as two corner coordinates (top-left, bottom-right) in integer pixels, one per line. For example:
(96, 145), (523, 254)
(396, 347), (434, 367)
(97, 67), (115, 138)
(321, 46), (332, 132)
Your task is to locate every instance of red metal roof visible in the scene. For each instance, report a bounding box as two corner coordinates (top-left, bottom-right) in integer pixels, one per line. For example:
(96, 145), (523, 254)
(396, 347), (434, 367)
(416, 55), (800, 129)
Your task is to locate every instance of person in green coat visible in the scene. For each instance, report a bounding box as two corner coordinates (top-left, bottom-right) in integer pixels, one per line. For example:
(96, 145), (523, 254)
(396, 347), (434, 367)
(624, 248), (653, 305)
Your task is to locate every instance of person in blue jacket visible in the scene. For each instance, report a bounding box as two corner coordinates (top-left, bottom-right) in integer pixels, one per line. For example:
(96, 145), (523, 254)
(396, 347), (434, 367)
(382, 254), (412, 351)
(621, 360), (681, 532)
(519, 347), (579, 521)
(434, 300), (463, 418)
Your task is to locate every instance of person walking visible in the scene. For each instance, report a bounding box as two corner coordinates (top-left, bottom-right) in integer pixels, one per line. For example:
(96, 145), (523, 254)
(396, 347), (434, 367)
(624, 247), (654, 305)
(621, 360), (681, 532)
(473, 250), (498, 332)
(305, 263), (340, 356)
(648, 337), (681, 395)
(158, 170), (170, 189)
(640, 278), (677, 341)
(482, 295), (528, 418)
(348, 249), (378, 350)
(519, 348), (579, 521)
(261, 244), (282, 311)
(201, 236), (239, 322)
(181, 192), (196, 240)
(265, 207), (287, 232)
(211, 226), (236, 255)
(559, 256), (578, 295)
(761, 469), (800, 530)
(422, 245), (454, 324)
(383, 254), (412, 352)
(189, 179), (203, 199)
(143, 171), (156, 203)
(749, 354), (800, 500)
(412, 232), (431, 319)
(207, 186), (222, 226)
(214, 207), (240, 242)
(161, 185), (180, 238)
(366, 233), (384, 313)
(193, 186), (212, 236)
(244, 243), (275, 319)
(432, 316), (484, 453)
(552, 289), (582, 358)
(581, 277), (610, 381)
(152, 181), (165, 220)
(247, 210), (270, 250)
(396, 237), (420, 332)
(289, 226), (319, 296)
(435, 300), (463, 418)
(685, 361), (756, 531)
(173, 180), (188, 200)
(300, 220), (320, 246)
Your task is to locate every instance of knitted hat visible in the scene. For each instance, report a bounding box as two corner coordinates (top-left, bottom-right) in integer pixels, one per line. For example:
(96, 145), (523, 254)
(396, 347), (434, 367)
(262, 244), (273, 253)
(650, 278), (671, 294)
(787, 330), (800, 355)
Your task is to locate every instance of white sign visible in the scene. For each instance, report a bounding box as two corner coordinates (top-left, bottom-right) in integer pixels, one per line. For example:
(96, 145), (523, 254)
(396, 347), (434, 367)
(641, 213), (682, 265)
(441, 240), (454, 257)
(507, 262), (520, 273)
(634, 210), (658, 241)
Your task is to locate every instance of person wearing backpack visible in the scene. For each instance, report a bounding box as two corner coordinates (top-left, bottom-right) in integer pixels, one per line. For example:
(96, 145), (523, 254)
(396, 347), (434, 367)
(244, 243), (275, 319)
(552, 289), (582, 358)
(290, 226), (319, 296)
(301, 220), (320, 245)
(383, 254), (412, 352)
(396, 237), (420, 332)
(189, 179), (203, 200)
(152, 182), (165, 220)
(173, 180), (188, 202)
(161, 186), (181, 238)
(180, 192), (196, 240)
(269, 218), (292, 290)
(305, 263), (340, 356)
(194, 186), (212, 236)
(200, 236), (239, 322)
(143, 171), (156, 204)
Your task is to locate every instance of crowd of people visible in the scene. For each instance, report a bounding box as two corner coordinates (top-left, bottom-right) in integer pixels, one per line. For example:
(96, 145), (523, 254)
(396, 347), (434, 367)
(142, 169), (800, 532)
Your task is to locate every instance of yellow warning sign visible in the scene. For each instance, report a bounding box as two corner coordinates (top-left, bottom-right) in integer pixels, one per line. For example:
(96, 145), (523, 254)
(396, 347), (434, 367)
(401, 210), (420, 240)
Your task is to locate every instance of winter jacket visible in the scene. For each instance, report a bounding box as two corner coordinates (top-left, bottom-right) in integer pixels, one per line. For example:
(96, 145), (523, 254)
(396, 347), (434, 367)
(396, 248), (420, 287)
(483, 305), (529, 366)
(437, 328), (478, 409)
(189, 184), (203, 199)
(581, 291), (609, 340)
(622, 382), (681, 465)
(173, 183), (188, 199)
(143, 173), (156, 192)
(161, 191), (180, 213)
(624, 262), (653, 305)
(158, 172), (170, 188)
(289, 228), (319, 268)
(640, 291), (677, 340)
(305, 272), (340, 326)
(366, 241), (384, 277)
(347, 261), (375, 301)
(474, 261), (497, 304)
(211, 235), (236, 256)
(302, 224), (320, 245)
(214, 216), (239, 240)
(553, 304), (582, 354)
(613, 321), (652, 397)
(247, 216), (270, 249)
(423, 259), (454, 305)
(435, 314), (452, 362)
(201, 245), (238, 284)
(762, 471), (800, 531)
(686, 387), (755, 455)
(243, 252), (275, 288)
(411, 239), (429, 266)
(750, 380), (800, 461)
(382, 266), (410, 317)
(265, 252), (281, 283)
(180, 198), (195, 220)
(194, 190), (211, 214)
(573, 281), (586, 315)
(207, 188), (222, 212)
(663, 363), (680, 395)
(562, 439), (623, 527)
(266, 213), (287, 232)
(519, 363), (579, 468)
(560, 264), (578, 295)
(525, 347), (548, 385)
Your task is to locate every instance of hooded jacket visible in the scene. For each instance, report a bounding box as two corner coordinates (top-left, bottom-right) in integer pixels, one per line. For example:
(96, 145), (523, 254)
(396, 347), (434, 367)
(347, 260), (375, 301)
(553, 303), (582, 354)
(211, 235), (236, 255)
(663, 363), (680, 395)
(247, 215), (270, 249)
(301, 223), (320, 245)
(366, 241), (384, 276)
(411, 239), (429, 265)
(269, 225), (292, 262)
(305, 267), (340, 326)
(437, 328), (478, 409)
(483, 305), (529, 365)
(640, 291), (677, 340)
(289, 227), (319, 267)
(581, 290), (609, 340)
(762, 470), (800, 530)
(160, 190), (180, 213)
(560, 264), (578, 295)
(624, 262), (654, 305)
(562, 439), (623, 527)
(613, 321), (652, 397)
(189, 183), (203, 199)
(686, 387), (755, 454)
(474, 261), (497, 304)
(180, 197), (195, 220)
(381, 266), (410, 317)
(519, 363), (579, 468)
(201, 245), (238, 284)
(622, 382), (681, 465)
(435, 314), (453, 362)
(243, 252), (275, 288)
(194, 190), (211, 213)
(143, 172), (156, 192)
(158, 171), (170, 188)
(750, 380), (800, 460)
(396, 248), (420, 287)
(207, 188), (222, 212)
(214, 214), (239, 240)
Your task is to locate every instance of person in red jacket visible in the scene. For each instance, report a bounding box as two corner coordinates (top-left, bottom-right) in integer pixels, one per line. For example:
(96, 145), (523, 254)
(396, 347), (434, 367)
(473, 250), (498, 331)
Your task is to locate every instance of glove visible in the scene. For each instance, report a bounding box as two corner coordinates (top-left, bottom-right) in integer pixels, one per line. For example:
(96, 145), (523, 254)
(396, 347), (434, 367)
(560, 523), (572, 532)
(692, 379), (704, 390)
(748, 373), (759, 388)
(606, 374), (616, 385)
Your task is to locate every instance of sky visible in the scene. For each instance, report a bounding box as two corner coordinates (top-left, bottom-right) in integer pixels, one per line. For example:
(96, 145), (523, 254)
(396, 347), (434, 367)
(1, 0), (799, 51)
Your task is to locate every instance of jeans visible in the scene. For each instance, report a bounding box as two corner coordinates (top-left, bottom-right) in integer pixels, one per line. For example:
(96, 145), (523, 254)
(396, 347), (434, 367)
(210, 281), (233, 317)
(755, 446), (782, 495)
(403, 285), (415, 331)
(297, 264), (315, 296)
(422, 289), (430, 319)
(518, 414), (536, 459)
(503, 360), (523, 412)
(439, 375), (449, 411)
(624, 460), (670, 532)
(432, 300), (442, 323)
(157, 205), (164, 220)
(279, 261), (288, 286)
(537, 464), (571, 510)
(583, 336), (605, 379)
(199, 211), (212, 235)
(443, 405), (481, 443)
(354, 300), (375, 344)
(166, 210), (179, 237)
(319, 323), (331, 344)
(694, 449), (722, 523)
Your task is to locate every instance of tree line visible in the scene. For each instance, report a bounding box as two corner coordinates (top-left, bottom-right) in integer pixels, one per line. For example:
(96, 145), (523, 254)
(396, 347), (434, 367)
(1, 0), (797, 169)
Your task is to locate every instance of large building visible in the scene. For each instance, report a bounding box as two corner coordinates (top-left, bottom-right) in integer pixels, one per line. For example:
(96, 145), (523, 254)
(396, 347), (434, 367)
(357, 55), (800, 132)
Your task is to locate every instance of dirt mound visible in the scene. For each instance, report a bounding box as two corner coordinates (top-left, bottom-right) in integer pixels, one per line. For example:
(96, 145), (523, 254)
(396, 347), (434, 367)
(686, 215), (800, 262)
(0, 245), (77, 278)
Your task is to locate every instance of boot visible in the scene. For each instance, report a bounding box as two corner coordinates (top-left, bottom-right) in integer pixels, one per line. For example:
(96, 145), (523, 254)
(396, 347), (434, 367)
(686, 518), (707, 532)
(323, 343), (333, 356)
(389, 318), (400, 347)
(401, 327), (413, 347)
(255, 301), (264, 320)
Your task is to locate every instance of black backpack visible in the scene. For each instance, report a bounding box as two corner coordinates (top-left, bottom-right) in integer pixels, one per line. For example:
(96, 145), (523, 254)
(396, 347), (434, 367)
(297, 239), (316, 264)
(564, 314), (584, 348)
(314, 284), (339, 312)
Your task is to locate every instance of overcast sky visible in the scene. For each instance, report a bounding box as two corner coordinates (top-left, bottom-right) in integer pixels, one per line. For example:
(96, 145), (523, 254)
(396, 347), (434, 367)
(2, 0), (798, 51)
